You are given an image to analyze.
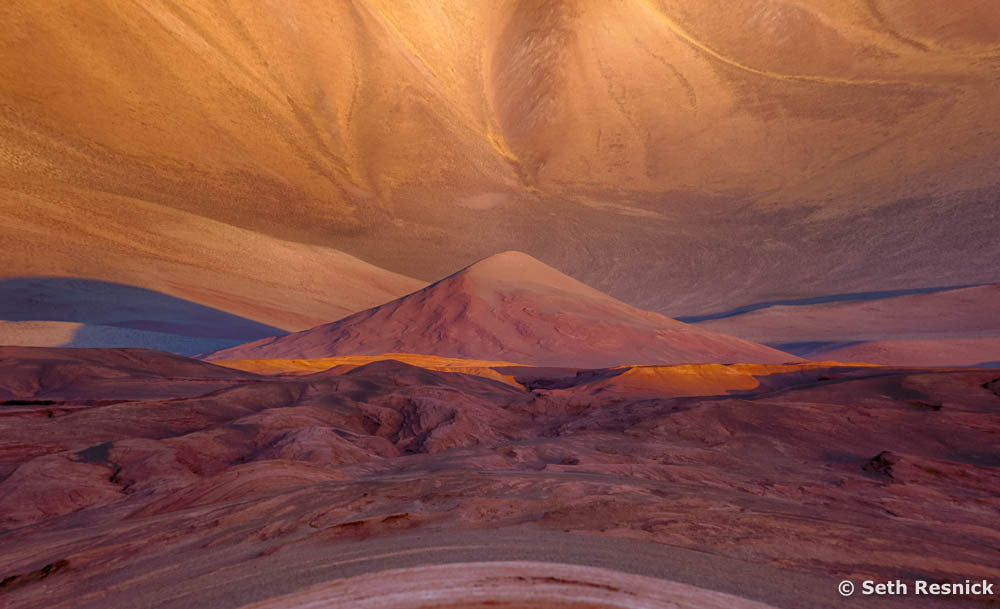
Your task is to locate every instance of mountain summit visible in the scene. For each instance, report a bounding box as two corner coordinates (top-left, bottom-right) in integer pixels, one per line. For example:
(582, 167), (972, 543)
(207, 252), (795, 367)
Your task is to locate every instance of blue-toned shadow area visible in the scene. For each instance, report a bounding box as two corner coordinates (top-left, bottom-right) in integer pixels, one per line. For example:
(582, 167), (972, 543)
(0, 277), (288, 356)
(678, 284), (986, 324)
(771, 341), (866, 358)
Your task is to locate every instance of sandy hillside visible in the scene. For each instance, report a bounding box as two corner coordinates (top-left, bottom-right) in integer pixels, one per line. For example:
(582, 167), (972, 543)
(207, 252), (798, 367)
(2, 1), (999, 317)
(696, 284), (1000, 365)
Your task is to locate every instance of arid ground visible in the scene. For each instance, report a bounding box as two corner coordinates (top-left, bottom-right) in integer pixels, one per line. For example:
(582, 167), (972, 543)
(2, 1), (999, 607)
(3, 345), (999, 608)
(3, 0), (1000, 341)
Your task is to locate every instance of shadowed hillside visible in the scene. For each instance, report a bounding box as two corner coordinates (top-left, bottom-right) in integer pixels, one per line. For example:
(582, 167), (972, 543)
(0, 278), (291, 355)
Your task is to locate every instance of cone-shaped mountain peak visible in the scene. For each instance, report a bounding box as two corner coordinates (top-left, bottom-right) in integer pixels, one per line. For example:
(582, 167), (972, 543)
(207, 252), (796, 368)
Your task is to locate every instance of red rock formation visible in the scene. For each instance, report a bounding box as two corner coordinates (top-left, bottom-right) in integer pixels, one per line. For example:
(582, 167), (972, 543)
(2, 348), (998, 608)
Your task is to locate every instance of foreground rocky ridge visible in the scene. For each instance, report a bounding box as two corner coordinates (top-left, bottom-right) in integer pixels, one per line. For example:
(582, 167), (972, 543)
(1, 347), (999, 608)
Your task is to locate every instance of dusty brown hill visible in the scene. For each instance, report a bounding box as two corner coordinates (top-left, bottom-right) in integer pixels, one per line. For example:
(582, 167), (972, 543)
(207, 252), (796, 367)
(2, 0), (999, 322)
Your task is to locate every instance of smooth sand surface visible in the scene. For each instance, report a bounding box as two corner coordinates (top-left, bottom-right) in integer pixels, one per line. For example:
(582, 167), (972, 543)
(696, 284), (1000, 366)
(0, 191), (425, 332)
(803, 337), (1000, 368)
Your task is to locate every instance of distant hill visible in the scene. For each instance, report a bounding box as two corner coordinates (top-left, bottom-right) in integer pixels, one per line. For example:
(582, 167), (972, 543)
(207, 252), (796, 367)
(695, 284), (1000, 366)
(3, 0), (999, 321)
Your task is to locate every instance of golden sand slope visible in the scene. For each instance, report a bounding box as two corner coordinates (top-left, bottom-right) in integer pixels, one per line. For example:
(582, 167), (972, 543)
(4, 0), (997, 209)
(3, 1), (1000, 319)
(213, 356), (880, 397)
(558, 361), (879, 399)
(0, 188), (425, 331)
(214, 353), (526, 388)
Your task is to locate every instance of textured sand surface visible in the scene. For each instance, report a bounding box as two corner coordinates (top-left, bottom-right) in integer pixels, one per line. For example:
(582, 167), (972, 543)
(207, 252), (797, 367)
(2, 1), (999, 318)
(2, 348), (999, 608)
